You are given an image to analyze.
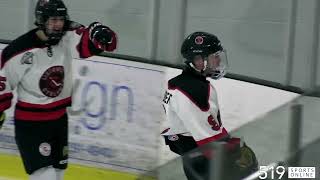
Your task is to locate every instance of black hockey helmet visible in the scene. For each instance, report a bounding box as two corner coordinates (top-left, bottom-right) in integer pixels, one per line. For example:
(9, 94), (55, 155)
(35, 0), (69, 26)
(35, 0), (69, 44)
(181, 31), (223, 61)
(181, 32), (229, 79)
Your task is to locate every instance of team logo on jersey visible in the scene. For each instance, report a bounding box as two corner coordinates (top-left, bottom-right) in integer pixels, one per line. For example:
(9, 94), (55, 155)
(168, 135), (179, 141)
(20, 52), (34, 65)
(39, 142), (51, 156)
(195, 36), (204, 45)
(39, 66), (64, 97)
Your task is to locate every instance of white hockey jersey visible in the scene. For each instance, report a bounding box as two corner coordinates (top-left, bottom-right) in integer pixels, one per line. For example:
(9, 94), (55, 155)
(161, 68), (229, 146)
(0, 24), (106, 121)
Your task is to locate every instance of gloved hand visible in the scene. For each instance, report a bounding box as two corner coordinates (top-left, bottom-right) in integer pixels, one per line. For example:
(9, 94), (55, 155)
(88, 22), (117, 52)
(236, 142), (258, 171)
(0, 112), (6, 130)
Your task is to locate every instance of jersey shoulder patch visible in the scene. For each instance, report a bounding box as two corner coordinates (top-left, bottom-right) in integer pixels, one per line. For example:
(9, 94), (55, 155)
(1, 29), (45, 68)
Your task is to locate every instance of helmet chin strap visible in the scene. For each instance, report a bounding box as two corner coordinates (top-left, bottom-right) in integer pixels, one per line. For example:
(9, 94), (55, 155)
(36, 27), (63, 46)
(44, 29), (64, 45)
(188, 62), (201, 72)
(203, 60), (207, 71)
(36, 29), (49, 41)
(188, 61), (208, 77)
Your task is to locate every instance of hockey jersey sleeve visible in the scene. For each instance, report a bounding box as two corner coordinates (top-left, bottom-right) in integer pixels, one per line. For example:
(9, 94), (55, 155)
(0, 47), (32, 112)
(169, 85), (229, 146)
(68, 21), (117, 59)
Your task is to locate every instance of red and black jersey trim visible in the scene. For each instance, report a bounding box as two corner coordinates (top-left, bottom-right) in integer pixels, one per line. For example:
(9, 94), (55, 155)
(14, 97), (71, 121)
(0, 93), (13, 112)
(1, 29), (46, 69)
(196, 127), (229, 146)
(161, 128), (170, 134)
(168, 68), (211, 111)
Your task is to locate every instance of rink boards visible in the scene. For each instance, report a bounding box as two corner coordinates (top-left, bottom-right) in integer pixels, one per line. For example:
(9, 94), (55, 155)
(0, 43), (300, 176)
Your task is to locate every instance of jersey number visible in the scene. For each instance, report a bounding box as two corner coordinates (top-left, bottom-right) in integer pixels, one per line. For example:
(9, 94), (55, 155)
(207, 115), (221, 131)
(162, 91), (172, 104)
(0, 76), (6, 91)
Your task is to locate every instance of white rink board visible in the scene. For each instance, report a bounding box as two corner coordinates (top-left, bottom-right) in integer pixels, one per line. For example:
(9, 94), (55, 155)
(67, 57), (165, 173)
(0, 43), (300, 172)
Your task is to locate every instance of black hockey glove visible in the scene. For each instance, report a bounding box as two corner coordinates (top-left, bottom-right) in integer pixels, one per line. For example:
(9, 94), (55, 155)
(0, 112), (6, 130)
(88, 22), (117, 52)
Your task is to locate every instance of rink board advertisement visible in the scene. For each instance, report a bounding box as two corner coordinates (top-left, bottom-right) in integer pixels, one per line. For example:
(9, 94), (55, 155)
(67, 57), (165, 172)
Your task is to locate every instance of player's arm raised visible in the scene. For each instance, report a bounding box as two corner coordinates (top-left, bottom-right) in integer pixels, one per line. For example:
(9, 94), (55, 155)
(69, 21), (118, 58)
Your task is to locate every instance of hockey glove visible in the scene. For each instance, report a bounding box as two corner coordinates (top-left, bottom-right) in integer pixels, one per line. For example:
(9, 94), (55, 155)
(88, 22), (117, 52)
(235, 142), (258, 172)
(0, 112), (6, 130)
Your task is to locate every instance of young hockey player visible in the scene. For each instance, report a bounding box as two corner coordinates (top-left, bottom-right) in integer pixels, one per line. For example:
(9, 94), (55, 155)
(0, 0), (117, 179)
(161, 31), (258, 180)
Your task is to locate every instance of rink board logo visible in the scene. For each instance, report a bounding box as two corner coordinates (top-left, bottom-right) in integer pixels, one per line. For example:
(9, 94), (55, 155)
(39, 66), (64, 97)
(39, 142), (51, 156)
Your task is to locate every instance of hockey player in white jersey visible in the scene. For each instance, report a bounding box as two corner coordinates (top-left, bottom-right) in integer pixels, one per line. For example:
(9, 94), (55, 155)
(0, 0), (117, 179)
(161, 32), (258, 180)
